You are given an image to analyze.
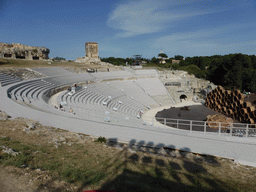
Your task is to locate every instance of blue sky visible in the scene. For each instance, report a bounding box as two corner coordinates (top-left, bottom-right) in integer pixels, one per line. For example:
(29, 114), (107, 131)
(1, 0), (255, 60)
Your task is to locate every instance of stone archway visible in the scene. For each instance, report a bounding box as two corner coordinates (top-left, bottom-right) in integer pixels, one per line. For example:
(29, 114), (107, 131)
(4, 53), (12, 58)
(16, 55), (25, 59)
(180, 94), (187, 102)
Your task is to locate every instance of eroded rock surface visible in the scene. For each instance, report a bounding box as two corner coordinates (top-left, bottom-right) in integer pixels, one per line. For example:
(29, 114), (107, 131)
(0, 68), (46, 80)
(0, 110), (11, 120)
(0, 42), (50, 60)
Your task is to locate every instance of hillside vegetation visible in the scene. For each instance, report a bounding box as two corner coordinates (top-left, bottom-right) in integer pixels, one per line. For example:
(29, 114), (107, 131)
(0, 58), (121, 73)
(159, 53), (256, 92)
(180, 54), (256, 92)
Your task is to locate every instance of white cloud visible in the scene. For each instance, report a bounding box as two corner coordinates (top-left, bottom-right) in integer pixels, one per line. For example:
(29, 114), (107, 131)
(151, 23), (256, 56)
(107, 0), (239, 38)
(107, 0), (167, 37)
(156, 24), (240, 43)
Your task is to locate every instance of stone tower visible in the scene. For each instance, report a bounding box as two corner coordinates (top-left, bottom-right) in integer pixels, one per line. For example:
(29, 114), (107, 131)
(85, 42), (98, 58)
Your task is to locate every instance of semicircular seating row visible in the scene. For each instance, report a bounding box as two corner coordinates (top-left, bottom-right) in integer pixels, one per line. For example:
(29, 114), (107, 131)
(7, 79), (63, 112)
(5, 68), (174, 126)
(6, 73), (94, 115)
(4, 78), (148, 125)
(59, 85), (145, 119)
(0, 73), (23, 86)
(57, 80), (163, 119)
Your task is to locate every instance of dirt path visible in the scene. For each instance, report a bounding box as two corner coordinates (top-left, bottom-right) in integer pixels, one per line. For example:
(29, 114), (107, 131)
(0, 166), (36, 192)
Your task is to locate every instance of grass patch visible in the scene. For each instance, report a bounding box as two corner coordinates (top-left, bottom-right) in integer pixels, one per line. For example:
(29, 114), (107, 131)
(1, 152), (33, 167)
(61, 167), (88, 183)
(0, 58), (121, 70)
(0, 136), (11, 141)
(0, 58), (86, 68)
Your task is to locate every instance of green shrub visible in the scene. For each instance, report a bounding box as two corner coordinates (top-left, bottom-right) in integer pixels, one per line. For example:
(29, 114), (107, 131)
(1, 152), (33, 167)
(53, 57), (66, 61)
(0, 136), (11, 141)
(94, 136), (107, 143)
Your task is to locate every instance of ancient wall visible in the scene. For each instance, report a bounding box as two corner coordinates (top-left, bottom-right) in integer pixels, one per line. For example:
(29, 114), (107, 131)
(160, 70), (215, 103)
(0, 42), (50, 60)
(75, 56), (101, 63)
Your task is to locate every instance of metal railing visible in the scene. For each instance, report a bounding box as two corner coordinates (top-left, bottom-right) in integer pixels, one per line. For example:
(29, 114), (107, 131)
(142, 116), (256, 137)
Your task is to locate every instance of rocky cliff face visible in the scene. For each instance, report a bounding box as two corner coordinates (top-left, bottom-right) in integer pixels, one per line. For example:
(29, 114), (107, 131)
(0, 43), (50, 60)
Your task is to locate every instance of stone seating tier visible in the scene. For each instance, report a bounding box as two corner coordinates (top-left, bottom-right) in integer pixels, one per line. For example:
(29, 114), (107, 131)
(59, 87), (143, 118)
(0, 73), (22, 86)
(32, 67), (74, 77)
(135, 78), (169, 96)
(5, 69), (177, 126)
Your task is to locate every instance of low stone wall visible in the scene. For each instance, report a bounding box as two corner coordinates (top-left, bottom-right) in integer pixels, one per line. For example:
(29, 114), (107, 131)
(75, 56), (101, 63)
(42, 85), (71, 103)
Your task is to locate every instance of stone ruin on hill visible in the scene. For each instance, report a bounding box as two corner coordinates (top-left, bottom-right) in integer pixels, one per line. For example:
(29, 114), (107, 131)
(0, 42), (50, 60)
(75, 42), (101, 63)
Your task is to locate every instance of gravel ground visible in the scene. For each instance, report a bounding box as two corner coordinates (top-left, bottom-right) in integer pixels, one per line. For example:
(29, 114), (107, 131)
(156, 105), (219, 121)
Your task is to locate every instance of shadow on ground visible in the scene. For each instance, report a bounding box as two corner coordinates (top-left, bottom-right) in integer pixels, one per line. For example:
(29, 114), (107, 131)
(71, 138), (232, 192)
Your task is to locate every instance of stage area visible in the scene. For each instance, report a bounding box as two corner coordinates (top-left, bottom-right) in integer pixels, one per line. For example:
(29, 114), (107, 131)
(155, 105), (219, 121)
(155, 104), (237, 132)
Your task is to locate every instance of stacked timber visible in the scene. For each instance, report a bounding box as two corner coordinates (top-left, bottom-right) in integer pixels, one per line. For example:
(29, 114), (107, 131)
(205, 86), (255, 124)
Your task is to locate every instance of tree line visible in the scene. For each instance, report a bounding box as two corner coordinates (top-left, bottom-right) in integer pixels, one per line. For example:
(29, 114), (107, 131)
(179, 54), (256, 92)
(101, 55), (184, 66)
(101, 57), (134, 65)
